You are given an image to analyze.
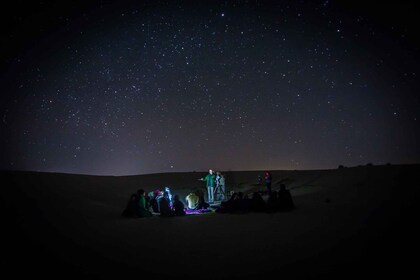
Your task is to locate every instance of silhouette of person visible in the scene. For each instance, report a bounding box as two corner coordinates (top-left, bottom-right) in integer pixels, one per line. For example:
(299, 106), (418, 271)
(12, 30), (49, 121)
(250, 191), (266, 213)
(164, 186), (173, 208)
(278, 184), (294, 211)
(219, 173), (226, 201)
(216, 192), (237, 213)
(135, 189), (153, 218)
(159, 191), (175, 217)
(214, 171), (226, 201)
(122, 193), (139, 218)
(232, 192), (250, 213)
(266, 191), (278, 213)
(241, 193), (252, 212)
(149, 189), (160, 213)
(195, 188), (209, 209)
(215, 172), (222, 200)
(173, 194), (186, 216)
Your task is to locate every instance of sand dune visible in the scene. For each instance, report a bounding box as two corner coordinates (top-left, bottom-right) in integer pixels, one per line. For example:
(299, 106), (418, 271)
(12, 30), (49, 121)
(1, 164), (420, 279)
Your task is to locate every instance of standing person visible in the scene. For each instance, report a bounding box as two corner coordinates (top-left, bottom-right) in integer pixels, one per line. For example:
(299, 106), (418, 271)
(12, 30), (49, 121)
(215, 171), (222, 201)
(264, 171), (272, 194)
(219, 173), (226, 201)
(215, 172), (221, 188)
(200, 169), (216, 203)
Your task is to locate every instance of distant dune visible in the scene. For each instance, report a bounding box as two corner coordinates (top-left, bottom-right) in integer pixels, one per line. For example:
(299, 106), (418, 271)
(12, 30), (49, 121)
(1, 164), (420, 280)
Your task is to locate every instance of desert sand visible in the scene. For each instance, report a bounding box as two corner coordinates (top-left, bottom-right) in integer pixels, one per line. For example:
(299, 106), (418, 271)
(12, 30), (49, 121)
(1, 164), (419, 279)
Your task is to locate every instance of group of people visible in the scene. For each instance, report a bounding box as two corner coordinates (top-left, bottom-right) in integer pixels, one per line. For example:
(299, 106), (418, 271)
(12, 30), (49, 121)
(122, 187), (187, 218)
(199, 169), (226, 203)
(122, 169), (294, 218)
(216, 183), (294, 214)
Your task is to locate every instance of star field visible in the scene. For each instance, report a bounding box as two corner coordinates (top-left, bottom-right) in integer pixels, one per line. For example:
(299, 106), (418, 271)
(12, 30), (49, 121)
(1, 0), (419, 175)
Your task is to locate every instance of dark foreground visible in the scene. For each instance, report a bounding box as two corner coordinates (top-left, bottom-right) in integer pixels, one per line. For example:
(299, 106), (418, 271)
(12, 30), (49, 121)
(1, 164), (420, 280)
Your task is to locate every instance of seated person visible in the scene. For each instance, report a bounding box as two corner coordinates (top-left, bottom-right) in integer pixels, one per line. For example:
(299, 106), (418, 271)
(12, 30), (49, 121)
(250, 191), (266, 212)
(164, 186), (173, 208)
(122, 193), (139, 218)
(158, 191), (175, 217)
(266, 191), (279, 213)
(136, 189), (153, 218)
(195, 188), (209, 209)
(216, 192), (237, 213)
(149, 189), (161, 213)
(172, 194), (186, 216)
(186, 192), (200, 210)
(232, 192), (250, 213)
(277, 184), (295, 211)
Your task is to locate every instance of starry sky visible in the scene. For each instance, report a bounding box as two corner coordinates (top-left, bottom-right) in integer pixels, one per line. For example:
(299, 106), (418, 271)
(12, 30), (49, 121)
(1, 0), (419, 175)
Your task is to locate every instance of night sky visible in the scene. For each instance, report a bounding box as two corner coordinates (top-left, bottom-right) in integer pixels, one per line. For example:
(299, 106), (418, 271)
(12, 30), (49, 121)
(1, 0), (419, 175)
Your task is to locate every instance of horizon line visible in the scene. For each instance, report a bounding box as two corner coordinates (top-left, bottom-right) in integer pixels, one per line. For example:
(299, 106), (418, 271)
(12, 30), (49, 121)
(1, 162), (418, 177)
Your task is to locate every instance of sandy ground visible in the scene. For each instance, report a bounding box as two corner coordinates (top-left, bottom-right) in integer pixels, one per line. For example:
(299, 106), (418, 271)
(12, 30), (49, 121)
(1, 164), (420, 279)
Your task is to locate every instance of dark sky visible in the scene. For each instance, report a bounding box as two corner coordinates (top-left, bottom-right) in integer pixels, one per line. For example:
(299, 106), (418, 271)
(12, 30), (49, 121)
(1, 0), (419, 175)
